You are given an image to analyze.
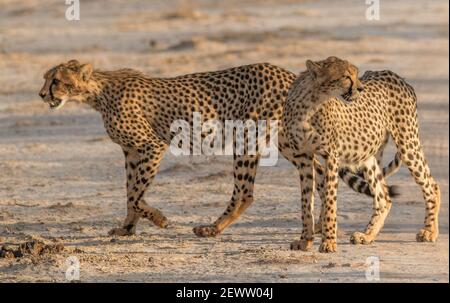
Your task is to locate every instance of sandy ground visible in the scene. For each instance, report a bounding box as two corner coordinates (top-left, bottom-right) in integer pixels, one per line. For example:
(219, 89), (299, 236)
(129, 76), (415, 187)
(0, 0), (448, 282)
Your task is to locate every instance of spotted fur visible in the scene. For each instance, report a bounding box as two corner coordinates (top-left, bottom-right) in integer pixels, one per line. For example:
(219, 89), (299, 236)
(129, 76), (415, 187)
(39, 59), (400, 238)
(284, 56), (440, 253)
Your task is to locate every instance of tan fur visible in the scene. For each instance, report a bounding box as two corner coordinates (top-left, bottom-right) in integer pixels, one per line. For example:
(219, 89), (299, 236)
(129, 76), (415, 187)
(283, 56), (440, 253)
(39, 59), (401, 239)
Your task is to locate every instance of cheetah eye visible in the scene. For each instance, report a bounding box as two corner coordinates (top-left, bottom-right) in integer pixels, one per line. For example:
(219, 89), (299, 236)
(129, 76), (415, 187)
(53, 79), (61, 85)
(343, 76), (353, 84)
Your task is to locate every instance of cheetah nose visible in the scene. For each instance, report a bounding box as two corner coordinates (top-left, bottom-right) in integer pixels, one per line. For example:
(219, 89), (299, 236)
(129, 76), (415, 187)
(39, 91), (46, 99)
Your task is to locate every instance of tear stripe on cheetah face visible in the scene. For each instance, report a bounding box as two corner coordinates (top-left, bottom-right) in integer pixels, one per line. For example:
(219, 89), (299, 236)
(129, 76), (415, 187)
(39, 59), (402, 238)
(284, 56), (440, 253)
(39, 59), (93, 110)
(305, 55), (364, 105)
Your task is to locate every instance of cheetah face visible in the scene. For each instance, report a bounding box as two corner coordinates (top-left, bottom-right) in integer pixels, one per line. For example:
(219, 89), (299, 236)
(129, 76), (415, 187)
(306, 56), (364, 104)
(39, 60), (93, 110)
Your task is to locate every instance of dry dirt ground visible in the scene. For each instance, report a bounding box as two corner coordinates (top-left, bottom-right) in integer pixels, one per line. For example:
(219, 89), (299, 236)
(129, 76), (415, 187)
(0, 0), (448, 282)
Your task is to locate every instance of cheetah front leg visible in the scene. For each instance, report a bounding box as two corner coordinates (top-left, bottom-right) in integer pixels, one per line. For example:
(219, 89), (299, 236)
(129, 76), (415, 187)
(108, 144), (168, 236)
(313, 159), (326, 234)
(290, 153), (316, 251)
(319, 154), (339, 253)
(193, 155), (259, 237)
(108, 149), (141, 236)
(297, 126), (328, 237)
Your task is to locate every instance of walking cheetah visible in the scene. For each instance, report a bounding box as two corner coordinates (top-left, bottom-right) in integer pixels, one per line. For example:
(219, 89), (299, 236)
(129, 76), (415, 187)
(283, 56), (440, 253)
(38, 60), (399, 237)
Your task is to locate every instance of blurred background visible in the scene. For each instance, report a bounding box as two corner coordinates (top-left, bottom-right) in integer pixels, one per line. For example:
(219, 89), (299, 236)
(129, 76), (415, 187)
(0, 0), (448, 282)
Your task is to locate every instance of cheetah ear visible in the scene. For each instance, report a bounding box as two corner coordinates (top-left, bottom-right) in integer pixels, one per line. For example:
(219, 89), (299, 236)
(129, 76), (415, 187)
(306, 60), (321, 79)
(80, 63), (93, 81)
(67, 59), (80, 66)
(326, 56), (339, 62)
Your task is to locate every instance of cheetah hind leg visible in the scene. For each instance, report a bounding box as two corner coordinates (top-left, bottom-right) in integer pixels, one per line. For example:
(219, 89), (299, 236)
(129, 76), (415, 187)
(108, 227), (136, 236)
(391, 126), (440, 242)
(108, 203), (169, 236)
(193, 155), (259, 238)
(350, 157), (392, 245)
(314, 154), (402, 235)
(193, 194), (255, 237)
(108, 210), (140, 236)
(193, 225), (221, 237)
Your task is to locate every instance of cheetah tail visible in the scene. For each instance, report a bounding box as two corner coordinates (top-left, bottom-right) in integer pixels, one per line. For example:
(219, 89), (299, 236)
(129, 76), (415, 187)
(339, 168), (373, 197)
(339, 154), (402, 198)
(387, 185), (401, 198)
(382, 152), (402, 178)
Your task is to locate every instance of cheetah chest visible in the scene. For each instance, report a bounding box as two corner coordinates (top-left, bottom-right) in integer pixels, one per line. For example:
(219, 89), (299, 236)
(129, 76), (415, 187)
(313, 104), (387, 166)
(100, 110), (150, 147)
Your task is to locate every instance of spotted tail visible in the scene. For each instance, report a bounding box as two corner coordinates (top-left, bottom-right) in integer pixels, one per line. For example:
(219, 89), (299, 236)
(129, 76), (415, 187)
(339, 152), (402, 198)
(382, 152), (402, 178)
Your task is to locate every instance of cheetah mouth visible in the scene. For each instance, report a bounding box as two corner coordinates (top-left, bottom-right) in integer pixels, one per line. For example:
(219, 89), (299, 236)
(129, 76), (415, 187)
(48, 98), (66, 110)
(340, 90), (355, 103)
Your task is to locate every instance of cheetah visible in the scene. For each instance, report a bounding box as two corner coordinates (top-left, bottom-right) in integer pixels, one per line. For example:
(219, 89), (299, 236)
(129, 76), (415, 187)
(283, 56), (440, 253)
(38, 60), (399, 237)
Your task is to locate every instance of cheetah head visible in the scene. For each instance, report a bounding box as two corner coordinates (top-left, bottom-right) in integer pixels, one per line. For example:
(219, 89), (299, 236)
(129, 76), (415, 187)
(39, 60), (93, 110)
(306, 56), (364, 103)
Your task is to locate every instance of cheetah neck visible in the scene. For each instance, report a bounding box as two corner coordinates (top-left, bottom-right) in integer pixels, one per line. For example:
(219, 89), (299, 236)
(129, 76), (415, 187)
(83, 69), (150, 112)
(83, 71), (121, 111)
(292, 72), (330, 122)
(79, 71), (108, 111)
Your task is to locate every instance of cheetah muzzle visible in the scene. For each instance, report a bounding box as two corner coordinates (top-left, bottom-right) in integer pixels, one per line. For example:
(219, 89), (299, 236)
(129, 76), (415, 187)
(48, 98), (66, 110)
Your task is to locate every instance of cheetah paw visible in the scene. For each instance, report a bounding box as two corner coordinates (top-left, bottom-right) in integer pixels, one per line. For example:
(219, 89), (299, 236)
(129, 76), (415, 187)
(193, 225), (220, 237)
(152, 214), (169, 229)
(350, 231), (374, 245)
(108, 227), (135, 236)
(290, 239), (313, 251)
(416, 229), (438, 242)
(319, 240), (337, 253)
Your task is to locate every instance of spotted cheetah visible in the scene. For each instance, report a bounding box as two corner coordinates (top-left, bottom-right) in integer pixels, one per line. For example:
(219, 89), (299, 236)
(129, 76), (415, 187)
(38, 60), (399, 237)
(283, 56), (440, 253)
